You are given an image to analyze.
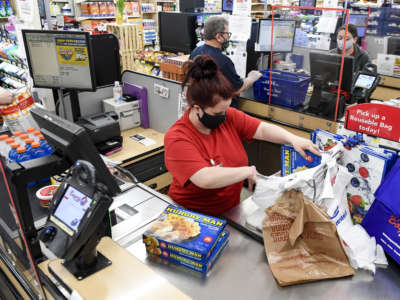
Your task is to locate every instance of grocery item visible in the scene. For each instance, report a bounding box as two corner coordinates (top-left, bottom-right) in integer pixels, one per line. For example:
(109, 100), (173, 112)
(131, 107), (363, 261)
(280, 144), (322, 176)
(147, 229), (229, 274)
(36, 185), (59, 208)
(143, 205), (226, 262)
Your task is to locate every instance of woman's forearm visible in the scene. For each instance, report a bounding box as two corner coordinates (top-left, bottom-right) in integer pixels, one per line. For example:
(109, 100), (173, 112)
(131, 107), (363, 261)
(190, 166), (254, 189)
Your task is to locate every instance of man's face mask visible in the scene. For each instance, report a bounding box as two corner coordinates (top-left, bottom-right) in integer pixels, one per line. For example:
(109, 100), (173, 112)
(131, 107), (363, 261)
(197, 108), (226, 130)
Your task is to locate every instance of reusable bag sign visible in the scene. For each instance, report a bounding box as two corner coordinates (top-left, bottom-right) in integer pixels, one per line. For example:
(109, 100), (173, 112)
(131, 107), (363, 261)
(262, 190), (354, 286)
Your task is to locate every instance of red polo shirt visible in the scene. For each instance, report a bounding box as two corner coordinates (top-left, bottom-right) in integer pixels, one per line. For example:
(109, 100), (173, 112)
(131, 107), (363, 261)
(164, 107), (261, 216)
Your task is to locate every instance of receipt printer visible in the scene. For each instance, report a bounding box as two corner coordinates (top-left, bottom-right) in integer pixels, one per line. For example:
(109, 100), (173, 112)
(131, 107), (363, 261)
(77, 112), (122, 155)
(103, 97), (141, 131)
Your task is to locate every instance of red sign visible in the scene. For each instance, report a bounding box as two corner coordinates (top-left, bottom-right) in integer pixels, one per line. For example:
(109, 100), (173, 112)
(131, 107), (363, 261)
(345, 104), (400, 142)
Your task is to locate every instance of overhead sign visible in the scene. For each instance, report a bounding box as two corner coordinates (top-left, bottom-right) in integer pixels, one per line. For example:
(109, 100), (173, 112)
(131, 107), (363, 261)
(345, 103), (400, 142)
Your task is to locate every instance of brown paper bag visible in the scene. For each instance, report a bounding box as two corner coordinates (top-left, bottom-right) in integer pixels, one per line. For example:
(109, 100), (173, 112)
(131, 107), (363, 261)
(262, 189), (355, 286)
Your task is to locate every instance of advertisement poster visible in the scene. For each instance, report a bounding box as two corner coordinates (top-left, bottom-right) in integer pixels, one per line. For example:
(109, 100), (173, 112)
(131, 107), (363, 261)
(56, 38), (89, 66)
(233, 0), (252, 16)
(377, 54), (400, 77)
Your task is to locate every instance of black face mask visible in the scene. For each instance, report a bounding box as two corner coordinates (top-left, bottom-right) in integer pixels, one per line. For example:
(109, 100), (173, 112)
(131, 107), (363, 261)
(221, 38), (230, 51)
(197, 108), (226, 130)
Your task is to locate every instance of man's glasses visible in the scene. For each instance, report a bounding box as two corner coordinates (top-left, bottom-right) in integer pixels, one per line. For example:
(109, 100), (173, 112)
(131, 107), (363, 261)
(218, 32), (232, 38)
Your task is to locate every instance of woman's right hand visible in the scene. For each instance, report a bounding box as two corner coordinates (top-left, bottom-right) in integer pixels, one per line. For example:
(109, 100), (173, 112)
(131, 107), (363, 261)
(247, 165), (258, 191)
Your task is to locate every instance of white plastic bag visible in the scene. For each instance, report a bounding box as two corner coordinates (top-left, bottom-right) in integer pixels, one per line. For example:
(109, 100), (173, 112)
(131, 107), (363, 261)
(249, 144), (387, 273)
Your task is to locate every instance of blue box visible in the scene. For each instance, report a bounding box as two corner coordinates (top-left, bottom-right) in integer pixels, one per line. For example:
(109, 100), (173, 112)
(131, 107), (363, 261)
(150, 229), (229, 274)
(143, 205), (226, 262)
(362, 159), (400, 265)
(280, 145), (322, 176)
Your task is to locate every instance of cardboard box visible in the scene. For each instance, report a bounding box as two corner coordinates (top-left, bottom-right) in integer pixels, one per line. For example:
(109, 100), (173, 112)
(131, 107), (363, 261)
(362, 159), (400, 265)
(149, 229), (229, 274)
(280, 145), (322, 176)
(143, 205), (226, 262)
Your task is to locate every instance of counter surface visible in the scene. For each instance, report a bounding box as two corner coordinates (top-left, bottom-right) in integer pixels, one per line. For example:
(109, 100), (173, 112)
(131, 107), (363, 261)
(127, 197), (400, 300)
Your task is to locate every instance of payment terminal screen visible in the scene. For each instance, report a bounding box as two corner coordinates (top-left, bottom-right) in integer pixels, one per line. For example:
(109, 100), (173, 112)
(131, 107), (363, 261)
(258, 20), (296, 52)
(53, 186), (93, 232)
(355, 74), (376, 89)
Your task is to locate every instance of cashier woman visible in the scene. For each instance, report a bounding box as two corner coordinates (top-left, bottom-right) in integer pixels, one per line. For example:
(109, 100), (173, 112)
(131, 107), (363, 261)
(331, 24), (371, 74)
(165, 55), (320, 217)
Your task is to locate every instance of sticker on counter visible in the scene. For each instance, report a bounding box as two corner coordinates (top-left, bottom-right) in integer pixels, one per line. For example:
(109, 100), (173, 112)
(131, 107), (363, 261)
(130, 133), (156, 146)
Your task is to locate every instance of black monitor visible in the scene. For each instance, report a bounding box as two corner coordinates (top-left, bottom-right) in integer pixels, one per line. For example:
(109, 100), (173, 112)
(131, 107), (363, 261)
(90, 34), (121, 87)
(159, 12), (199, 54)
(257, 19), (296, 52)
(309, 52), (354, 93)
(222, 0), (233, 12)
(308, 52), (354, 119)
(22, 30), (96, 91)
(387, 37), (400, 55)
(348, 14), (368, 38)
(30, 106), (121, 196)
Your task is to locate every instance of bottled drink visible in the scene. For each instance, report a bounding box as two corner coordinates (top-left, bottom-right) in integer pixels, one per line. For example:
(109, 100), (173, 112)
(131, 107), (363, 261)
(0, 134), (9, 158)
(5, 1), (13, 16)
(33, 130), (41, 141)
(113, 81), (123, 102)
(26, 127), (36, 140)
(8, 142), (20, 162)
(38, 134), (54, 155)
(12, 130), (22, 144)
(25, 138), (34, 152)
(0, 2), (5, 17)
(4, 137), (14, 158)
(15, 146), (31, 163)
(30, 142), (46, 159)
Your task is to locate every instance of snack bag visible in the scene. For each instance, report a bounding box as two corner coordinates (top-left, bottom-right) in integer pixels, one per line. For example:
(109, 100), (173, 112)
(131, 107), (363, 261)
(262, 189), (354, 286)
(0, 88), (37, 132)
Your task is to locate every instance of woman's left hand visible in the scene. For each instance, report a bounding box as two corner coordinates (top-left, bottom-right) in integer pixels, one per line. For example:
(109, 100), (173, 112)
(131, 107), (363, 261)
(291, 136), (321, 159)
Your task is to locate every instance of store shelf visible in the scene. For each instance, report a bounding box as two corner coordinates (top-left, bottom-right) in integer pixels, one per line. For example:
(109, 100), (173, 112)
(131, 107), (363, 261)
(142, 11), (157, 13)
(51, 0), (70, 3)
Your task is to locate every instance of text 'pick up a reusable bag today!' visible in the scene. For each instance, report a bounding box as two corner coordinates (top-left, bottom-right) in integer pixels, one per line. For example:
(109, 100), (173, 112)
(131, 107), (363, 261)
(262, 190), (355, 286)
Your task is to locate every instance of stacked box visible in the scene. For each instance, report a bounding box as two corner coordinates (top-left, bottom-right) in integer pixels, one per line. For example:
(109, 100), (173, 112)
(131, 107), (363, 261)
(143, 205), (227, 267)
(280, 145), (322, 177)
(311, 129), (398, 224)
(147, 229), (229, 274)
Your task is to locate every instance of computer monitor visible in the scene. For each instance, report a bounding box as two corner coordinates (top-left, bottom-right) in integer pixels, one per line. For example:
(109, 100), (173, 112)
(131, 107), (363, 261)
(90, 34), (121, 87)
(308, 52), (354, 118)
(257, 19), (296, 52)
(386, 37), (400, 55)
(22, 30), (96, 91)
(222, 0), (233, 12)
(348, 14), (368, 38)
(30, 106), (121, 196)
(159, 12), (198, 54)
